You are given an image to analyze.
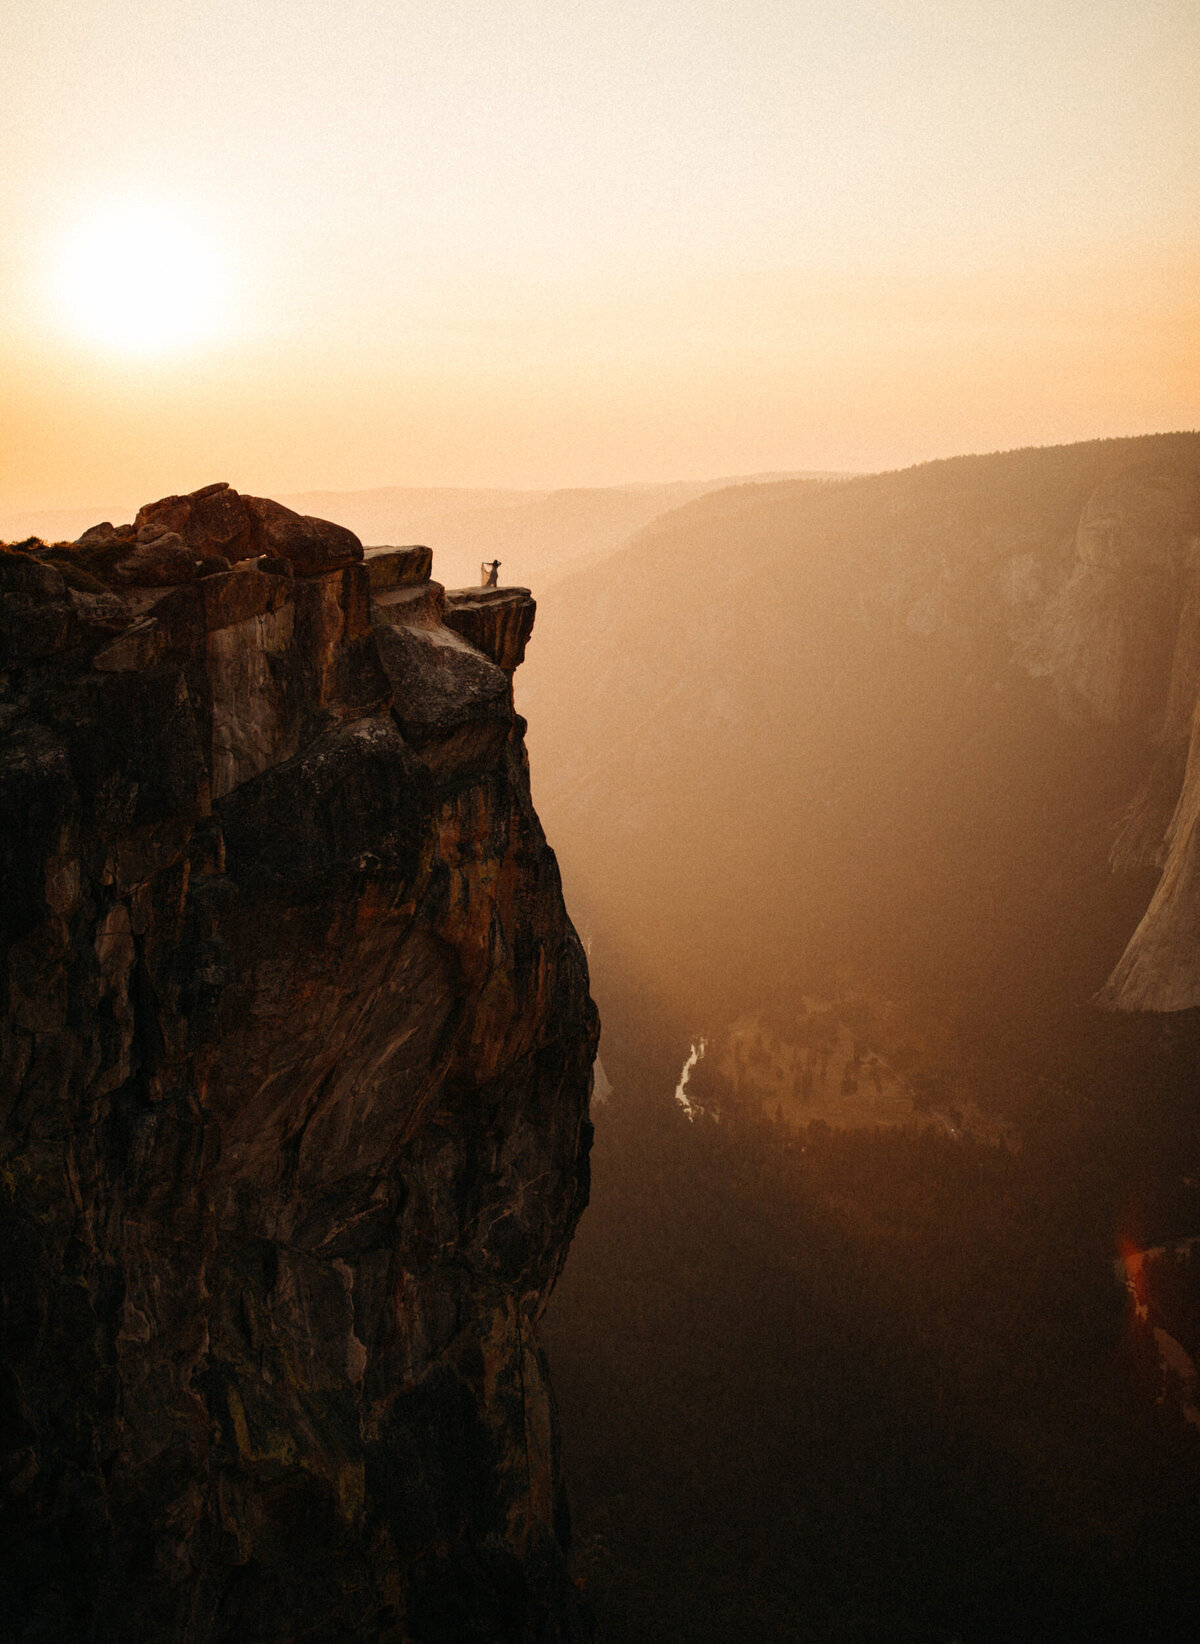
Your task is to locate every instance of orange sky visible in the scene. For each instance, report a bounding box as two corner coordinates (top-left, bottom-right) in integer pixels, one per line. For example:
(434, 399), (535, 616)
(3, 1), (1198, 515)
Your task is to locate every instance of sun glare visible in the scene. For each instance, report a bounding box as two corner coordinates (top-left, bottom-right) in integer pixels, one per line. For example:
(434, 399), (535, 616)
(54, 204), (228, 356)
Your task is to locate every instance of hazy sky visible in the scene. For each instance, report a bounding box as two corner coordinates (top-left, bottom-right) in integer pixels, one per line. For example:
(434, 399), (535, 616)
(3, 0), (1197, 510)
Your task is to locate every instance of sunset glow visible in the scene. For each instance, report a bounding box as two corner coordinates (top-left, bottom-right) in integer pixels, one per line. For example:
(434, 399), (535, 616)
(53, 205), (228, 356)
(3, 1), (1198, 514)
(5, 4), (1200, 1632)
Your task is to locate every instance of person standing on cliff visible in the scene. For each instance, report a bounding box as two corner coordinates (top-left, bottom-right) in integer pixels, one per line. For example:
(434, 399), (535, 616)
(481, 559), (501, 587)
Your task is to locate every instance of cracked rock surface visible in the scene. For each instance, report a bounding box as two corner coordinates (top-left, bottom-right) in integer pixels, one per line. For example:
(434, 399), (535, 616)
(0, 489), (596, 1643)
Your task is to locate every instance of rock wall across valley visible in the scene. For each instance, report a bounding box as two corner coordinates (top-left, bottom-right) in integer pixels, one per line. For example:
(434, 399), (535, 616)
(518, 433), (1200, 1032)
(0, 487), (596, 1643)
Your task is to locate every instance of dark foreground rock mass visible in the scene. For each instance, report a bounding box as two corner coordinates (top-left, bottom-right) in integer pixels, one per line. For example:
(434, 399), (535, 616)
(0, 487), (597, 1643)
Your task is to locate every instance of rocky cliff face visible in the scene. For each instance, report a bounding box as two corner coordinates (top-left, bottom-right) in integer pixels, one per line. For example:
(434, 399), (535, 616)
(0, 485), (597, 1643)
(1033, 467), (1200, 1009)
(519, 435), (1200, 1045)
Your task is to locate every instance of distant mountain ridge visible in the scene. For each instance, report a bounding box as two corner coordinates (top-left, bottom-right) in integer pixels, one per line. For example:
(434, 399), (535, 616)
(519, 433), (1200, 1061)
(281, 474), (847, 591)
(2, 472), (847, 593)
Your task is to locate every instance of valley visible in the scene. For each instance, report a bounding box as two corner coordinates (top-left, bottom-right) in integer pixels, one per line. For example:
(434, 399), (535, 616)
(530, 434), (1200, 1641)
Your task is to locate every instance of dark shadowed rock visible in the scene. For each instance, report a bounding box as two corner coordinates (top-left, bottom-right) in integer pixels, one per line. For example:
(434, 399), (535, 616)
(1, 514), (594, 1643)
(255, 553), (293, 577)
(66, 586), (133, 636)
(250, 500), (362, 576)
(76, 520), (117, 543)
(91, 615), (170, 672)
(62, 529), (194, 592)
(135, 480), (256, 563)
(108, 529), (200, 587)
(198, 564), (294, 631)
(38, 548), (118, 597)
(131, 483), (364, 579)
(0, 550), (66, 602)
(375, 619), (513, 781)
(0, 551), (77, 663)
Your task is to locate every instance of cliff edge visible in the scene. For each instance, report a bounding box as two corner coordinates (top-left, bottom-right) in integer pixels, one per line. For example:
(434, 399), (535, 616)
(0, 485), (597, 1642)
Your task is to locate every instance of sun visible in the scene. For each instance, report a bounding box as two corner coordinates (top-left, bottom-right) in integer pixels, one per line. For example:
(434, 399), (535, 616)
(54, 203), (229, 356)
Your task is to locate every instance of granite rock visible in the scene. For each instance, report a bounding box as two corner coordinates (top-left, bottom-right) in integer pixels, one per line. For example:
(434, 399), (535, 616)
(129, 483), (365, 580)
(365, 546), (435, 592)
(1, 496), (595, 1642)
(444, 588), (537, 674)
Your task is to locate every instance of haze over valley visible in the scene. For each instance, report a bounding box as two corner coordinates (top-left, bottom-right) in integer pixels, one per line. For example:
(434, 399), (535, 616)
(0, 472), (842, 597)
(529, 434), (1200, 1639)
(4, 2), (1200, 1641)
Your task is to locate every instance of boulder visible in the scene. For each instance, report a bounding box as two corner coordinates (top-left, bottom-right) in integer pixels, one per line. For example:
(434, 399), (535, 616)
(244, 495), (363, 576)
(374, 619), (512, 780)
(75, 522), (135, 546)
(0, 551), (66, 603)
(364, 544), (434, 591)
(116, 485), (364, 580)
(106, 530), (199, 587)
(0, 552), (76, 664)
(39, 551), (115, 596)
(134, 481), (256, 563)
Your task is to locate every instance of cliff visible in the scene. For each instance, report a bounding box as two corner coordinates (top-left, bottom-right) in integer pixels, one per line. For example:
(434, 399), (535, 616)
(1048, 468), (1200, 1009)
(0, 485), (597, 1643)
(519, 434), (1200, 1045)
